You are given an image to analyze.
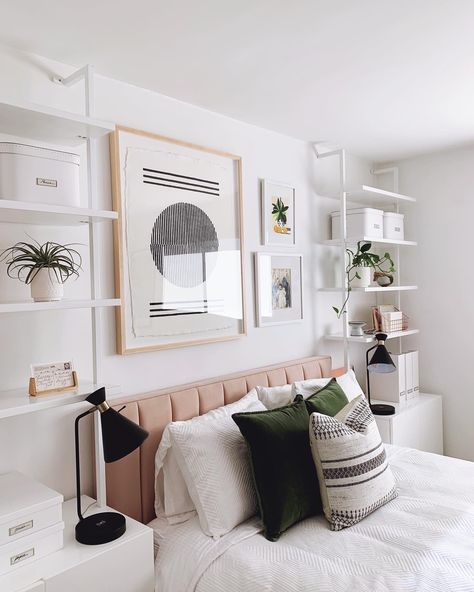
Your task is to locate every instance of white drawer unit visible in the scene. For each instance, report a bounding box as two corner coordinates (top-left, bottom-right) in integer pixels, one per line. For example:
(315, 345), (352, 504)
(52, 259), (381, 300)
(0, 522), (64, 577)
(3, 497), (155, 592)
(0, 472), (63, 547)
(374, 393), (443, 454)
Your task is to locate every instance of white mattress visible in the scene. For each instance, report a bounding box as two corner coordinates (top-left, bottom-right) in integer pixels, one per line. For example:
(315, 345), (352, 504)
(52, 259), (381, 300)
(154, 445), (474, 592)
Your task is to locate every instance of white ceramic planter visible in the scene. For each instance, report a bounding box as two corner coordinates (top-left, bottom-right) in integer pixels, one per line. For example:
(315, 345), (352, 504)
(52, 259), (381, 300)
(351, 266), (372, 288)
(30, 268), (64, 302)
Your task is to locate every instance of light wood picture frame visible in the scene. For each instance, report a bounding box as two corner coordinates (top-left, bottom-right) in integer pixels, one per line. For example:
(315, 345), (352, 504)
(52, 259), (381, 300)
(261, 179), (296, 247)
(254, 252), (303, 327)
(110, 126), (246, 354)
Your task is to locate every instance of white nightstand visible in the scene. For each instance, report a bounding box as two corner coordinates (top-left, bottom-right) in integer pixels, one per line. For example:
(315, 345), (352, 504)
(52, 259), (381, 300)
(373, 393), (443, 454)
(2, 496), (154, 592)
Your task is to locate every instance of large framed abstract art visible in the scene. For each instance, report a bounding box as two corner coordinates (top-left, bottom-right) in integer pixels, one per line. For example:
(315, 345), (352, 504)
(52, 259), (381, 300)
(110, 127), (246, 354)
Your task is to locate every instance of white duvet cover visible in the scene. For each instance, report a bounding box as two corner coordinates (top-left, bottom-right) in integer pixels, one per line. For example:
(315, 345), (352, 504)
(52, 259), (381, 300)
(155, 446), (474, 592)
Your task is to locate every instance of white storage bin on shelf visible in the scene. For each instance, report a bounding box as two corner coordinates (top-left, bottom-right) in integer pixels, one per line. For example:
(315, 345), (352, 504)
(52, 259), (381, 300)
(384, 211), (405, 240)
(331, 207), (384, 240)
(0, 142), (80, 207)
(0, 472), (63, 548)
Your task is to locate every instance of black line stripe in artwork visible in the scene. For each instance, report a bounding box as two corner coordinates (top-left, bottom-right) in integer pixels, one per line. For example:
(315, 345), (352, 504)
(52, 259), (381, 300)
(321, 441), (383, 464)
(143, 175), (219, 192)
(325, 464), (389, 488)
(143, 168), (219, 186)
(144, 180), (219, 196)
(150, 300), (222, 306)
(150, 311), (208, 318)
(150, 306), (208, 312)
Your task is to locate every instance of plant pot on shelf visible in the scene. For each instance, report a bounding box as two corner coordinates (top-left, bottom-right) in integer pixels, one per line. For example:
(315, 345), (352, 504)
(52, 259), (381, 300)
(350, 266), (372, 288)
(30, 268), (64, 302)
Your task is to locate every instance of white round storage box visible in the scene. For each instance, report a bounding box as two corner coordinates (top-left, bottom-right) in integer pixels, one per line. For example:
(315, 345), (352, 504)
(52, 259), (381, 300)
(383, 211), (405, 240)
(0, 142), (80, 207)
(331, 207), (384, 240)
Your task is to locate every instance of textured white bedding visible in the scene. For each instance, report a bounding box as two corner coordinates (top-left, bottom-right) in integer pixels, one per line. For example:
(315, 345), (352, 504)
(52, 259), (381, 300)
(154, 445), (474, 592)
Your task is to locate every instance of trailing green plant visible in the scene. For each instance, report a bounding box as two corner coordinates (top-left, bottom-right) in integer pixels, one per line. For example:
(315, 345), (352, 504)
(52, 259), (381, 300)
(0, 239), (82, 285)
(272, 197), (289, 226)
(333, 242), (395, 318)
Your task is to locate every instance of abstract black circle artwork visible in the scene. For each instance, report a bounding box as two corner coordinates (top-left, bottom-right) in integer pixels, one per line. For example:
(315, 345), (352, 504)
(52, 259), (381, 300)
(150, 202), (219, 288)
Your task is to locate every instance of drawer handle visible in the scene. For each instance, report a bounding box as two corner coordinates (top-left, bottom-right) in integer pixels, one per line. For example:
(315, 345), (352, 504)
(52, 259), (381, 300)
(36, 177), (58, 188)
(9, 520), (33, 536)
(10, 547), (35, 566)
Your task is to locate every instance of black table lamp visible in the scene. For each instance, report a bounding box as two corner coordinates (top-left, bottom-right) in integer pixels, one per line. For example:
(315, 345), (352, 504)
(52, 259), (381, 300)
(74, 387), (148, 545)
(366, 332), (396, 416)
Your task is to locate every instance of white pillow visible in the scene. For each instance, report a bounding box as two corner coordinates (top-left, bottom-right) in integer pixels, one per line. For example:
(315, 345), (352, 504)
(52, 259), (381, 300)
(292, 370), (363, 402)
(167, 389), (265, 538)
(256, 384), (293, 410)
(154, 427), (196, 524)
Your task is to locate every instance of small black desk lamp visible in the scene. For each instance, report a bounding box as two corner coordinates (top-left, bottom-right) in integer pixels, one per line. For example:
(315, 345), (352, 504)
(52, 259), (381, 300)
(366, 332), (396, 416)
(74, 387), (149, 545)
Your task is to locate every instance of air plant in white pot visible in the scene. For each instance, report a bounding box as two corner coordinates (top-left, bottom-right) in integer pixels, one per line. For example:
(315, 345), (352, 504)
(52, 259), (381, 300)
(1, 239), (82, 302)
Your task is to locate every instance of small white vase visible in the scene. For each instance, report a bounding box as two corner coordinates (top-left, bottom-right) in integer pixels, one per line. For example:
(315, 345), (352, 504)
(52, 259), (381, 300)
(351, 266), (372, 288)
(30, 268), (64, 302)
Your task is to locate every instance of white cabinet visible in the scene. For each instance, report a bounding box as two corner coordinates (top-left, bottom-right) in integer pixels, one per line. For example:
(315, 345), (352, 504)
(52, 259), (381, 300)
(374, 393), (443, 454)
(3, 497), (154, 592)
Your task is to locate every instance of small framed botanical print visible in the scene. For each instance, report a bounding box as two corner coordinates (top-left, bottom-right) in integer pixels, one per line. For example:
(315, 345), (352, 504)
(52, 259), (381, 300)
(261, 179), (296, 247)
(255, 252), (303, 327)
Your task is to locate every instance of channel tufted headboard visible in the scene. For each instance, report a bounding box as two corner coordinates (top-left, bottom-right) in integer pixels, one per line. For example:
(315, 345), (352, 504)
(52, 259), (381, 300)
(105, 355), (332, 524)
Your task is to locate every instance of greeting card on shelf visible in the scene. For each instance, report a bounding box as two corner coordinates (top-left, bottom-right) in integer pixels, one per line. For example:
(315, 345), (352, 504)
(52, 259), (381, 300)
(29, 361), (78, 396)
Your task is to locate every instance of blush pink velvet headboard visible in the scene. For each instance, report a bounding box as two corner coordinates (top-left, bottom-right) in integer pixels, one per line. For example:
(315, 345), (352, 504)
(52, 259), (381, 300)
(105, 355), (332, 524)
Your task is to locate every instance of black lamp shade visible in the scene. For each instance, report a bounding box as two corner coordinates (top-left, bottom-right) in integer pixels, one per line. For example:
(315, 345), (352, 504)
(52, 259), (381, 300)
(85, 387), (148, 463)
(367, 346), (396, 373)
(367, 332), (396, 374)
(100, 408), (148, 463)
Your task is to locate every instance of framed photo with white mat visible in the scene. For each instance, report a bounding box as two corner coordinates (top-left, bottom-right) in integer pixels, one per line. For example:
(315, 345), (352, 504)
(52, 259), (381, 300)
(255, 252), (303, 327)
(261, 179), (296, 247)
(110, 126), (246, 354)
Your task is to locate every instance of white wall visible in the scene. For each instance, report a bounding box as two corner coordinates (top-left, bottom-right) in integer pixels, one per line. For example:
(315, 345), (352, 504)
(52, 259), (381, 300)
(0, 47), (375, 498)
(391, 147), (474, 461)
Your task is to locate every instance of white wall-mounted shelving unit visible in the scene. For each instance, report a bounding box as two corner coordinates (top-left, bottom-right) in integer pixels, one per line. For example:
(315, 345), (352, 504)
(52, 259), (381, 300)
(0, 66), (119, 505)
(314, 147), (418, 369)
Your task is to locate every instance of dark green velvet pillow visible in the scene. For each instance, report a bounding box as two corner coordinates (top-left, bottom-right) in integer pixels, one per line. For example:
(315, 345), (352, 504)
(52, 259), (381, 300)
(302, 377), (349, 417)
(232, 396), (321, 542)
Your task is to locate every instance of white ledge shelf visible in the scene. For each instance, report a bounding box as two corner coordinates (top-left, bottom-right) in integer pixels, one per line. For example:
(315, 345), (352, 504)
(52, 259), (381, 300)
(325, 329), (419, 343)
(0, 97), (114, 146)
(322, 236), (417, 247)
(319, 285), (418, 293)
(0, 199), (117, 225)
(0, 299), (120, 314)
(323, 185), (416, 206)
(345, 185), (416, 205)
(0, 382), (121, 420)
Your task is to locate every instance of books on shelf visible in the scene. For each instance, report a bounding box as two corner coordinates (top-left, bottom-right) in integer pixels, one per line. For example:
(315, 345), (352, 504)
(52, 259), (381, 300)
(372, 305), (409, 333)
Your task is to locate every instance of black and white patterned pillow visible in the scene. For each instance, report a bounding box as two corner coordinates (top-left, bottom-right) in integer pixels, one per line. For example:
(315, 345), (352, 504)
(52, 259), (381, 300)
(309, 395), (397, 531)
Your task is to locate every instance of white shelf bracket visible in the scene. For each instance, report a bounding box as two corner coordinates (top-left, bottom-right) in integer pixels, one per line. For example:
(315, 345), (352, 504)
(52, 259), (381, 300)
(52, 64), (95, 118)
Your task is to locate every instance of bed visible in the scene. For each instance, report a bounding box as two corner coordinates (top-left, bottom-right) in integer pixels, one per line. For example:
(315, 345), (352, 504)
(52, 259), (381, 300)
(105, 356), (474, 592)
